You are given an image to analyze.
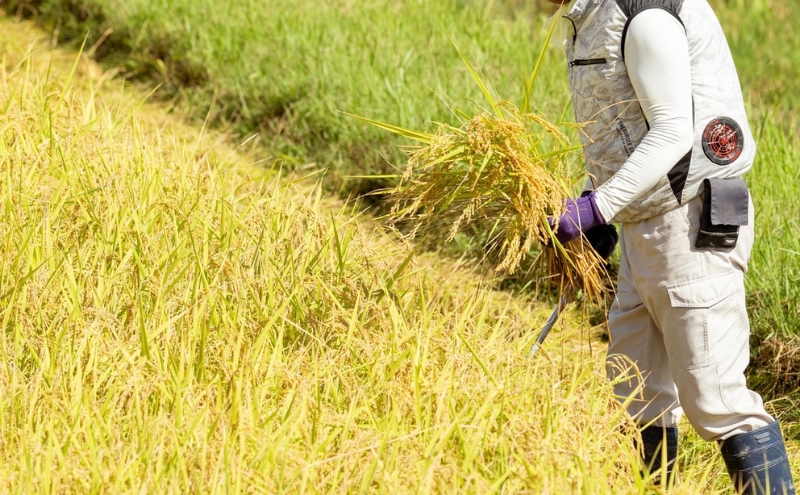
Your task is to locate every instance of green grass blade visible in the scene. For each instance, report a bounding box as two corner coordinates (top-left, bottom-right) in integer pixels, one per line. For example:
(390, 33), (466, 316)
(341, 112), (434, 144)
(521, 4), (563, 114)
(452, 39), (503, 117)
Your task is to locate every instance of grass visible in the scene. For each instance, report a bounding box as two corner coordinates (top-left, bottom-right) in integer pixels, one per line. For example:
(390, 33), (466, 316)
(746, 117), (800, 406)
(715, 0), (800, 128)
(747, 117), (800, 339)
(4, 15), (798, 494)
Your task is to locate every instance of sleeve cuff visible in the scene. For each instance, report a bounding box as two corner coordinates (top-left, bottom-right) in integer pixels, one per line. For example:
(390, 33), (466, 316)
(593, 189), (617, 224)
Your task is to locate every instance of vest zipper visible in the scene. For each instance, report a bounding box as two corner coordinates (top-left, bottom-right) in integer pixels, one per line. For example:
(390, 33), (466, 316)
(569, 58), (608, 67)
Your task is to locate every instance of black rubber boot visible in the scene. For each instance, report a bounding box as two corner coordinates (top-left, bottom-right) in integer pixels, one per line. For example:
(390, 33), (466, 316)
(720, 421), (796, 495)
(639, 425), (679, 486)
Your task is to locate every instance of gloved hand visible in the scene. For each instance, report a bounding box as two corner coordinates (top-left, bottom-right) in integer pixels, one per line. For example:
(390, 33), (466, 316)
(584, 224), (618, 260)
(551, 191), (606, 244)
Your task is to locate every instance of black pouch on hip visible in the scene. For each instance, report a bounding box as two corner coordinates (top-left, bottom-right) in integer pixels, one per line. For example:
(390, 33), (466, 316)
(696, 177), (749, 250)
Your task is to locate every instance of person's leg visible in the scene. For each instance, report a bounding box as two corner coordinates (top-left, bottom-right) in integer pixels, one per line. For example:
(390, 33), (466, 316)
(660, 262), (794, 494)
(607, 227), (681, 484)
(660, 268), (793, 494)
(638, 424), (679, 486)
(626, 194), (772, 437)
(624, 193), (794, 494)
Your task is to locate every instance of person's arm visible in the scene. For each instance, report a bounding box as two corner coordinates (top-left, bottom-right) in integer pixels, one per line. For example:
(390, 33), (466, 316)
(592, 9), (694, 222)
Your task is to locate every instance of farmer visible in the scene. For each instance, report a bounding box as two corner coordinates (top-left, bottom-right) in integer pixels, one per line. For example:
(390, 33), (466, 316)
(544, 0), (796, 493)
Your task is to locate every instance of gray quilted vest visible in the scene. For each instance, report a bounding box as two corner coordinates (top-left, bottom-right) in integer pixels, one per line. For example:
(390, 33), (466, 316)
(564, 0), (755, 223)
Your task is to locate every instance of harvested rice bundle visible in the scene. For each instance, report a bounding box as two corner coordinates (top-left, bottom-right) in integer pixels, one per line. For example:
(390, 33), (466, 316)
(392, 104), (565, 271)
(545, 237), (609, 305)
(348, 41), (611, 303)
(382, 102), (608, 302)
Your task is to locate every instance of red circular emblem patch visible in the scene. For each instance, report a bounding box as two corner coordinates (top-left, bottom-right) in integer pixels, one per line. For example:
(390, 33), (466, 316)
(702, 117), (744, 165)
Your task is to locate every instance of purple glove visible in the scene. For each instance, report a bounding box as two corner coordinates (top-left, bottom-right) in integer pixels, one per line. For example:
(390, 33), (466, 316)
(551, 191), (606, 244)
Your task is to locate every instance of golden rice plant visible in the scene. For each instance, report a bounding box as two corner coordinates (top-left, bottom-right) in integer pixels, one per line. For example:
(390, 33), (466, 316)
(350, 44), (610, 303)
(0, 22), (650, 493)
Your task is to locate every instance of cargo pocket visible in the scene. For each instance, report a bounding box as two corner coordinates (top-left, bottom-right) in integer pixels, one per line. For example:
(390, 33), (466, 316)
(665, 271), (739, 369)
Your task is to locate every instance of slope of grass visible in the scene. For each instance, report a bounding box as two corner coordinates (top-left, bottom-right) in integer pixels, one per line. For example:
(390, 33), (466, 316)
(5, 15), (797, 494)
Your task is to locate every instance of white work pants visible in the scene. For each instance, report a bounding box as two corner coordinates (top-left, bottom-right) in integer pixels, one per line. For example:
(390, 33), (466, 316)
(606, 193), (773, 441)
